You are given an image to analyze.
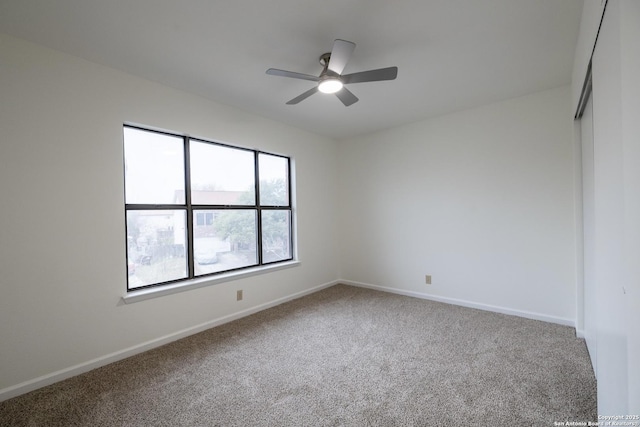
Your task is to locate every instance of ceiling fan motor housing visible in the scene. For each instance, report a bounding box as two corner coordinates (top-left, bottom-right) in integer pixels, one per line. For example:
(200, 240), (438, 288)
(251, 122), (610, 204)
(319, 52), (331, 67)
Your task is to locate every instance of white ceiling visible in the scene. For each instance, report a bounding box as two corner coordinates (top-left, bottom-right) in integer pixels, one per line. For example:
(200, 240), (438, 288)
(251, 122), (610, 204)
(0, 0), (583, 140)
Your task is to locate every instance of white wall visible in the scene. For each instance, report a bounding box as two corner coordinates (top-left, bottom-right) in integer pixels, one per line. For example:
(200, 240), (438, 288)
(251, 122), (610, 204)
(338, 86), (577, 325)
(0, 33), (339, 398)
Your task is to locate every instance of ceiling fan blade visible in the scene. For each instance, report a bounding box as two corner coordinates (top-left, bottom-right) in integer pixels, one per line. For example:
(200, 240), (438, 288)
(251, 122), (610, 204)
(327, 39), (355, 75)
(335, 87), (359, 107)
(266, 68), (319, 82)
(342, 67), (398, 84)
(286, 86), (319, 105)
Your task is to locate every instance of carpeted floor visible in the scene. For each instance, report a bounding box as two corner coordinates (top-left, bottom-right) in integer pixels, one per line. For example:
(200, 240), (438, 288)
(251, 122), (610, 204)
(0, 284), (596, 426)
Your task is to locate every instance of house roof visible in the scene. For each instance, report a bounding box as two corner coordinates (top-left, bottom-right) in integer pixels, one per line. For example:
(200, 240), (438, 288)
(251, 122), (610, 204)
(176, 190), (246, 206)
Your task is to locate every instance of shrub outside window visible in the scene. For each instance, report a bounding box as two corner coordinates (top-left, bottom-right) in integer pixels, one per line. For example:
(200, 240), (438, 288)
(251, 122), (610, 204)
(124, 125), (293, 291)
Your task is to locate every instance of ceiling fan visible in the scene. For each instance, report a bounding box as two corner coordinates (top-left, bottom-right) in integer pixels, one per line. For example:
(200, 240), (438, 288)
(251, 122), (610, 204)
(266, 39), (398, 107)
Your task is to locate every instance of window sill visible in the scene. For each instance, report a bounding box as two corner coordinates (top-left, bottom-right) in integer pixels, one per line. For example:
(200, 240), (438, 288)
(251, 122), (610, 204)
(122, 260), (301, 304)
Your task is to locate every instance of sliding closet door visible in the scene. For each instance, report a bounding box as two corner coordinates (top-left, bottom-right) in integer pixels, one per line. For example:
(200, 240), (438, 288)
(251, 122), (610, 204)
(580, 94), (597, 376)
(591, 0), (628, 413)
(620, 0), (640, 413)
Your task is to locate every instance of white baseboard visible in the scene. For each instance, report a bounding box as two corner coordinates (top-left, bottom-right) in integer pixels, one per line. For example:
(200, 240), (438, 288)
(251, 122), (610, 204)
(340, 280), (576, 328)
(0, 279), (339, 402)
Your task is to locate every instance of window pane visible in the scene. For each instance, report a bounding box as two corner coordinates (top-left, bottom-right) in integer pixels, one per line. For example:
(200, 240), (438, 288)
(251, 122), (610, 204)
(124, 127), (185, 204)
(194, 209), (257, 276)
(259, 153), (289, 206)
(190, 141), (255, 205)
(261, 210), (291, 263)
(127, 210), (187, 289)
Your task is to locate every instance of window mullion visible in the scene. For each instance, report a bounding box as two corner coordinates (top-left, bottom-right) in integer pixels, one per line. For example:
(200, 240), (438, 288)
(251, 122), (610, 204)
(185, 137), (194, 279)
(254, 151), (263, 265)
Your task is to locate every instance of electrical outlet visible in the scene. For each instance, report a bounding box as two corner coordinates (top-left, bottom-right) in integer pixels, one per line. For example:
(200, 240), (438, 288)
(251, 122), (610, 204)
(237, 290), (243, 301)
(425, 275), (432, 285)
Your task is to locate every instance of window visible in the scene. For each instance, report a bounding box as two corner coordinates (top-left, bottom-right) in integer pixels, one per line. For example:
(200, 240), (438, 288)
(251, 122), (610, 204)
(124, 125), (293, 291)
(195, 212), (214, 226)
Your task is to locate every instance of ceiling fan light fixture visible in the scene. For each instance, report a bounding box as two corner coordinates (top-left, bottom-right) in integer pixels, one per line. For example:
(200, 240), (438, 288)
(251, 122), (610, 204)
(318, 78), (343, 94)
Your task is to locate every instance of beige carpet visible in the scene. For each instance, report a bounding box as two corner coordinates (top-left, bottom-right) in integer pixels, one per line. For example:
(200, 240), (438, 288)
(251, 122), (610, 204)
(0, 284), (596, 426)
